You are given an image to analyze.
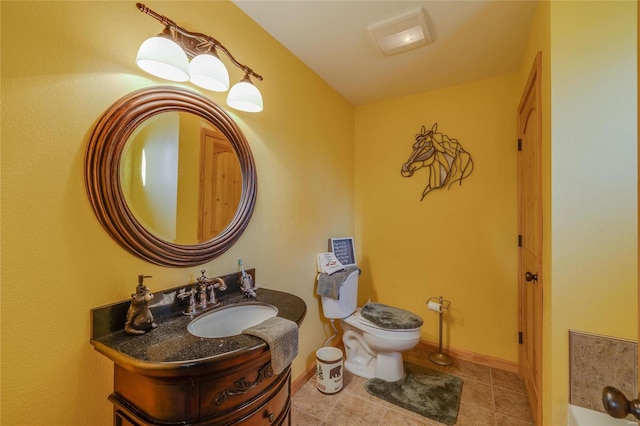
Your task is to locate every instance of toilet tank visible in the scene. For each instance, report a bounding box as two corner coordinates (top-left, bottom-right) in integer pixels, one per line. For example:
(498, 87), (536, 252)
(320, 269), (359, 319)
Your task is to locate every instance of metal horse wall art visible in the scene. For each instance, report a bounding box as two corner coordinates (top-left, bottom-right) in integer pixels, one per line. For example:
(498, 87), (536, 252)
(401, 123), (474, 201)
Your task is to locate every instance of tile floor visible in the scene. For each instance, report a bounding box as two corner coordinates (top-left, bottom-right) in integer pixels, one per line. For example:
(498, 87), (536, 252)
(291, 345), (533, 426)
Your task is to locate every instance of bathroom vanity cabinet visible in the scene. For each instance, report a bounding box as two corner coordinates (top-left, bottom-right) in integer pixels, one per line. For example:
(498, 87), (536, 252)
(110, 348), (290, 425)
(90, 279), (306, 426)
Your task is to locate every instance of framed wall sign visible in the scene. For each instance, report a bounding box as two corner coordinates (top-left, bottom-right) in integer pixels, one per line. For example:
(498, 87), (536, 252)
(329, 237), (356, 267)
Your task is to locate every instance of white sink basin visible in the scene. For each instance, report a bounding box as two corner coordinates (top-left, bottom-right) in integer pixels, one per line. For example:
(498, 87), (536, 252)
(187, 303), (279, 338)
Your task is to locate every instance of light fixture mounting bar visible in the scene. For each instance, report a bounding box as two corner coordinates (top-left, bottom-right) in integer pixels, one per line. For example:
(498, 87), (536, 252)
(136, 3), (263, 81)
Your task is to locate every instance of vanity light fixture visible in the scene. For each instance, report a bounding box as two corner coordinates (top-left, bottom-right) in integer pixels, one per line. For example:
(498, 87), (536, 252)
(226, 74), (263, 113)
(135, 3), (263, 112)
(136, 25), (190, 82)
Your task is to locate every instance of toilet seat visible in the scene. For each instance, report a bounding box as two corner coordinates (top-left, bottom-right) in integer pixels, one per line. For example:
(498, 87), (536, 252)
(344, 311), (421, 335)
(359, 302), (424, 330)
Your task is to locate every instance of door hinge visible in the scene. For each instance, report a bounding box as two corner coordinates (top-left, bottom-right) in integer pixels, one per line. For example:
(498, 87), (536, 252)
(518, 235), (522, 247)
(517, 138), (522, 151)
(518, 331), (523, 344)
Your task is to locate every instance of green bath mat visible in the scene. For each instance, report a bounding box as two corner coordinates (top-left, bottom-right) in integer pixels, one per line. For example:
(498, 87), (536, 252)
(365, 362), (463, 425)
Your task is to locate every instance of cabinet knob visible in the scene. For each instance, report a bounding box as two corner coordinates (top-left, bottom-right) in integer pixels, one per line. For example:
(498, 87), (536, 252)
(266, 412), (275, 423)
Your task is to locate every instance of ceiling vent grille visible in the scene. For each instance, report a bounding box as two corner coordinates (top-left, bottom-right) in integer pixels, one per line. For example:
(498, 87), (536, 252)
(368, 8), (431, 56)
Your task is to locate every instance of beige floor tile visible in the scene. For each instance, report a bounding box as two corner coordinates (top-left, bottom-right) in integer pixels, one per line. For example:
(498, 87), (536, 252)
(460, 378), (494, 411)
(344, 374), (402, 411)
(338, 370), (357, 389)
(494, 413), (534, 426)
(291, 407), (324, 425)
(404, 347), (432, 367)
(493, 386), (533, 423)
(491, 368), (527, 395)
(341, 373), (371, 399)
(291, 380), (338, 420)
(418, 356), (491, 385)
(454, 402), (496, 426)
(446, 359), (492, 384)
(325, 392), (387, 426)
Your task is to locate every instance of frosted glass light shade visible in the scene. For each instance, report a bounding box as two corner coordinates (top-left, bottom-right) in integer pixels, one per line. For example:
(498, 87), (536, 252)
(136, 35), (190, 82)
(226, 77), (263, 112)
(189, 53), (230, 92)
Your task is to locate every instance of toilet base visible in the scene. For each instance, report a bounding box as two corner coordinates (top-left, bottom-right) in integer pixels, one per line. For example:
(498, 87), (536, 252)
(344, 358), (375, 379)
(344, 351), (405, 382)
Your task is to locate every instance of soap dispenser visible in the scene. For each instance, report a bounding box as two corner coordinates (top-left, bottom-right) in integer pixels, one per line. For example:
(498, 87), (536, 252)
(124, 275), (158, 335)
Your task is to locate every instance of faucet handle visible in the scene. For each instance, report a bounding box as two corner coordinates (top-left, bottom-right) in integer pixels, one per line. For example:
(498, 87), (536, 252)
(196, 270), (207, 285)
(177, 287), (194, 298)
(177, 288), (197, 315)
(206, 278), (225, 306)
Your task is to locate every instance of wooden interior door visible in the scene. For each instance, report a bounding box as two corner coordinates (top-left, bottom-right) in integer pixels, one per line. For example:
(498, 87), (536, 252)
(198, 128), (242, 241)
(517, 51), (543, 426)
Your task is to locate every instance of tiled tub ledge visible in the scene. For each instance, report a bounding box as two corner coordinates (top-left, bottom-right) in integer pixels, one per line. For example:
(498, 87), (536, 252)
(569, 329), (637, 422)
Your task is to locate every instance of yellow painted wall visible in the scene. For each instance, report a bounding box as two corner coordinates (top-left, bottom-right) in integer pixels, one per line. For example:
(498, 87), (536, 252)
(1, 1), (354, 424)
(548, 2), (638, 424)
(354, 73), (520, 362)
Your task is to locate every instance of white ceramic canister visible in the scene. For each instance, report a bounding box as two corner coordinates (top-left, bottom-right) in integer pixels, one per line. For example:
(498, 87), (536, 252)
(316, 347), (343, 394)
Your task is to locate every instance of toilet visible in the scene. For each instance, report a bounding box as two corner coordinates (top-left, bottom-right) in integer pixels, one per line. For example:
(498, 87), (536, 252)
(319, 269), (423, 382)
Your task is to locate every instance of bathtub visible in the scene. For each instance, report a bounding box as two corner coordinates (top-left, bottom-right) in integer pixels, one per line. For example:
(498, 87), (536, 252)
(567, 404), (636, 426)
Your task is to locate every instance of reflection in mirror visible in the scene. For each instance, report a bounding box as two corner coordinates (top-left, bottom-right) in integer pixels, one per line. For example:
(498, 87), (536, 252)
(84, 86), (257, 267)
(120, 112), (241, 245)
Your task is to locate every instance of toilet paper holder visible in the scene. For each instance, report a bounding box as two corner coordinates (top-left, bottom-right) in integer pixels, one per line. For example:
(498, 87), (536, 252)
(426, 296), (450, 313)
(426, 296), (452, 365)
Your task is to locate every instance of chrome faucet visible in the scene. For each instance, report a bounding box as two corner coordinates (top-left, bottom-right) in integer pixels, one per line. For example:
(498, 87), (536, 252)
(178, 270), (228, 315)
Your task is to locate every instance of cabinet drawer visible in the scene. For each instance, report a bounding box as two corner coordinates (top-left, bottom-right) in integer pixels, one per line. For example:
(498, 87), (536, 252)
(240, 376), (290, 426)
(199, 354), (276, 417)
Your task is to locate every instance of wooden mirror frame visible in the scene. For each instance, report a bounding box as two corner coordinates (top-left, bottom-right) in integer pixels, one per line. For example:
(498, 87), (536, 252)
(84, 86), (257, 267)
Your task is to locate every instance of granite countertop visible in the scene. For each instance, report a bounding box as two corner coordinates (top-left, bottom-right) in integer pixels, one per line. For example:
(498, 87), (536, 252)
(90, 287), (307, 372)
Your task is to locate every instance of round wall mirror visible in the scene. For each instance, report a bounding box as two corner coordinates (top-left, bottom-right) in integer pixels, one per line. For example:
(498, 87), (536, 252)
(85, 87), (257, 267)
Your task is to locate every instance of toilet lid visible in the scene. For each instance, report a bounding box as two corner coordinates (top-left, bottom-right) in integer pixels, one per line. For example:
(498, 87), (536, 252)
(359, 302), (423, 330)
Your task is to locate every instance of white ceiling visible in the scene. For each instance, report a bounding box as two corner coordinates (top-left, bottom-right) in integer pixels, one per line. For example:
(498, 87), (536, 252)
(233, 0), (539, 105)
